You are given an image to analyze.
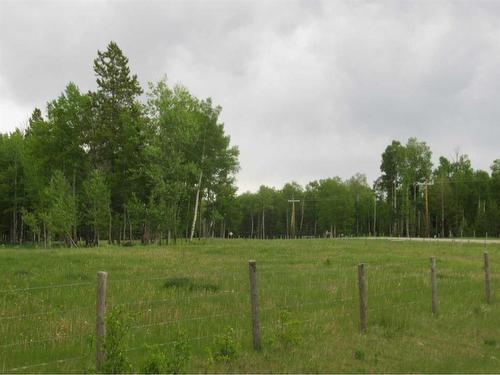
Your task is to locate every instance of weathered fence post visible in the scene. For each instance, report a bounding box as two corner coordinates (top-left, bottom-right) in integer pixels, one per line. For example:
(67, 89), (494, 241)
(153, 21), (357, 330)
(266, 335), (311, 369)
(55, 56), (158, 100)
(248, 260), (261, 350)
(96, 271), (108, 371)
(430, 257), (438, 315)
(357, 263), (367, 334)
(484, 252), (492, 304)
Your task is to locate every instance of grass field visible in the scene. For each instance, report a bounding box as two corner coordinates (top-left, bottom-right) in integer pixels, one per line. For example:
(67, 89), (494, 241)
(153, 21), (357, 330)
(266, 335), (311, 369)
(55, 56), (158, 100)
(1, 238), (499, 373)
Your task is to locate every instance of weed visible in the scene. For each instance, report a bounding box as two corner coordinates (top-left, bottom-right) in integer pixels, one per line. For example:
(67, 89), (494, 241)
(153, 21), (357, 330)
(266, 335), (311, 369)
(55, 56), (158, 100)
(484, 338), (497, 346)
(14, 270), (31, 277)
(207, 327), (240, 363)
(101, 307), (132, 374)
(354, 349), (365, 360)
(372, 315), (409, 339)
(143, 332), (190, 374)
(270, 310), (301, 348)
(163, 277), (218, 292)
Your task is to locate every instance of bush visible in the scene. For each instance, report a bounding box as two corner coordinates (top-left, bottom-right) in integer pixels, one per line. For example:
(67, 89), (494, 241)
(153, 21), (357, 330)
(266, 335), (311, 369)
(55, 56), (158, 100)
(208, 327), (240, 363)
(143, 333), (190, 374)
(101, 307), (132, 373)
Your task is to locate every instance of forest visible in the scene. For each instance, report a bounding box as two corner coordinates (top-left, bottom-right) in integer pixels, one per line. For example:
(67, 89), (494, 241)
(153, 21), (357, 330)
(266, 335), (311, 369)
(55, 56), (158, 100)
(238, 141), (500, 239)
(0, 41), (499, 246)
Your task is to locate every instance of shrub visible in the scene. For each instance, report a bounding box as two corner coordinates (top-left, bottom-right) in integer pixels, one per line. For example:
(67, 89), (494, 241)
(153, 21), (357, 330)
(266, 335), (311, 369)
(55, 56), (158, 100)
(208, 327), (240, 363)
(101, 307), (132, 373)
(143, 333), (190, 374)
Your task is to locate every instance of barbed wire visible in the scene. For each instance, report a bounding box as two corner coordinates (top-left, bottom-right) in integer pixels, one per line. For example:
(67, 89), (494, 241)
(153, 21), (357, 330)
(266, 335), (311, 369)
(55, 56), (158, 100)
(1, 251), (495, 374)
(112, 290), (239, 309)
(0, 305), (93, 321)
(130, 309), (247, 330)
(0, 331), (90, 349)
(6, 355), (84, 373)
(0, 281), (93, 294)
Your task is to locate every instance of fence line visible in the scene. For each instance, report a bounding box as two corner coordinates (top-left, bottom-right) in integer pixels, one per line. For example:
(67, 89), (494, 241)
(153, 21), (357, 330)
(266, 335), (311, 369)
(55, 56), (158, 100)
(0, 281), (93, 294)
(6, 355), (84, 373)
(124, 327), (248, 354)
(112, 290), (238, 309)
(130, 309), (247, 330)
(0, 306), (93, 321)
(0, 331), (90, 349)
(2, 251), (496, 372)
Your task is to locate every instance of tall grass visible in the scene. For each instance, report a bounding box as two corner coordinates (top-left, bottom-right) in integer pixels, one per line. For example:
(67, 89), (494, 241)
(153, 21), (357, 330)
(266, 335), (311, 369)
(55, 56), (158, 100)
(0, 238), (499, 372)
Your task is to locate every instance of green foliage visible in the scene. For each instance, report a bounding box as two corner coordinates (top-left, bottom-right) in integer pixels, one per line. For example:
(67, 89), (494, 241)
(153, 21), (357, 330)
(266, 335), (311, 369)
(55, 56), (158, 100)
(269, 310), (301, 348)
(207, 327), (240, 363)
(354, 349), (365, 361)
(102, 307), (132, 374)
(142, 333), (190, 374)
(163, 277), (219, 292)
(20, 208), (40, 242)
(44, 170), (76, 242)
(82, 169), (110, 245)
(3, 39), (500, 245)
(0, 42), (240, 246)
(372, 315), (409, 339)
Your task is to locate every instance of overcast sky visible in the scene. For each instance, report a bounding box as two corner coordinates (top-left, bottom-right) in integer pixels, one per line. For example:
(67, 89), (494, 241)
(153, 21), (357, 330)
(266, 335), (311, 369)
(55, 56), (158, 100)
(1, 0), (499, 192)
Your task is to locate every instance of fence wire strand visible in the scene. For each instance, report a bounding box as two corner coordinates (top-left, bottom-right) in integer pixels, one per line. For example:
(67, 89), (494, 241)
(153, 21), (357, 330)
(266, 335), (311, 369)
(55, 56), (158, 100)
(2, 252), (497, 372)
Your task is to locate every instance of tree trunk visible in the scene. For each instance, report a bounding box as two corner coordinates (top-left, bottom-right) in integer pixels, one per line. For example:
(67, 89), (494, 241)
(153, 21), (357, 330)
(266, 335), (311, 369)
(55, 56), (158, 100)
(108, 211), (112, 244)
(441, 180), (445, 238)
(406, 186), (410, 237)
(123, 207), (127, 241)
(12, 156), (18, 244)
(128, 210), (133, 242)
(250, 214), (254, 238)
(19, 213), (24, 244)
(72, 168), (77, 244)
(190, 170), (203, 241)
(43, 220), (47, 248)
(286, 207), (289, 238)
(262, 207), (265, 239)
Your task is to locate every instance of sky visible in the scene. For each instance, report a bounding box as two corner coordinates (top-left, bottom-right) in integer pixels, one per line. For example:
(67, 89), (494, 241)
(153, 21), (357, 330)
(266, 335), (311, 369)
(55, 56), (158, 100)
(1, 0), (500, 193)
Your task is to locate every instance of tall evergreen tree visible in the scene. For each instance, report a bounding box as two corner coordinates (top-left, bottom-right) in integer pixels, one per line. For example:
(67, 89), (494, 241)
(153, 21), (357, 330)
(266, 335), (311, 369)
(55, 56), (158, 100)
(91, 41), (147, 242)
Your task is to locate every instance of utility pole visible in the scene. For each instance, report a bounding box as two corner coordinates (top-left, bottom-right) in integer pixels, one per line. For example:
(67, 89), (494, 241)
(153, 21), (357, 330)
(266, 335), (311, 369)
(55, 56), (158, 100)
(299, 200), (305, 237)
(416, 180), (433, 238)
(373, 195), (377, 237)
(288, 198), (300, 239)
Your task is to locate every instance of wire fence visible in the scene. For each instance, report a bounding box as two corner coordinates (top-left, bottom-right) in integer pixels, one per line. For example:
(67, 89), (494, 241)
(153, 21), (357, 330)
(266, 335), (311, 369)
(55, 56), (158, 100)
(1, 250), (498, 373)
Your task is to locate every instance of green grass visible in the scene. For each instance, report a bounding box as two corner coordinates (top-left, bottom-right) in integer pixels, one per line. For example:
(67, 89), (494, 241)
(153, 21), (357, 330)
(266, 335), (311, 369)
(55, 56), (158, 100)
(0, 238), (499, 373)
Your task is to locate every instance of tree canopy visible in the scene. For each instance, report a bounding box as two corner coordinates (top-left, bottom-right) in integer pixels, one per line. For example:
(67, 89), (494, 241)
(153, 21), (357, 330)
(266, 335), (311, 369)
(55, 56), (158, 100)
(0, 42), (499, 245)
(0, 41), (239, 246)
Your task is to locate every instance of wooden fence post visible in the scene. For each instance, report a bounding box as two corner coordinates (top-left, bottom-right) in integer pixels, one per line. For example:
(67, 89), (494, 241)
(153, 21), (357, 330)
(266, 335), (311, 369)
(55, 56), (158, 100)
(358, 263), (367, 334)
(484, 252), (492, 304)
(96, 271), (107, 371)
(248, 260), (261, 350)
(430, 257), (438, 315)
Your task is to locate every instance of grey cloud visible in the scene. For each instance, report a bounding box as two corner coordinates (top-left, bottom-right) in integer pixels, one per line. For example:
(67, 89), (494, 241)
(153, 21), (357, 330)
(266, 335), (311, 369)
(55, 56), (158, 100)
(1, 0), (499, 192)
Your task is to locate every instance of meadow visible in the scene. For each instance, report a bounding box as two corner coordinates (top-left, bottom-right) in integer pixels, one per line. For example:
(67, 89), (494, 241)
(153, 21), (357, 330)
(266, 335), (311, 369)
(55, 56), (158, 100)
(1, 238), (499, 373)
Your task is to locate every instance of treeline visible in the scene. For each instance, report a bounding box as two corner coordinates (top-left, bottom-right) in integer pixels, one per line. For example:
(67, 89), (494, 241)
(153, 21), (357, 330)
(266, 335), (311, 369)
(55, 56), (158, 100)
(0, 42), (239, 246)
(1, 43), (499, 246)
(232, 138), (500, 238)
